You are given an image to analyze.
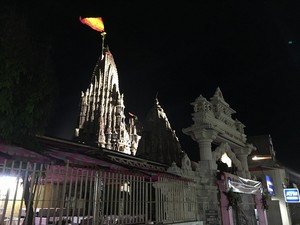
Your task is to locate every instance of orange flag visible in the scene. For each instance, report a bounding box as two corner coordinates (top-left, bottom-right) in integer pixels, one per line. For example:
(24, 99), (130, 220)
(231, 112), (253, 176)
(79, 17), (105, 32)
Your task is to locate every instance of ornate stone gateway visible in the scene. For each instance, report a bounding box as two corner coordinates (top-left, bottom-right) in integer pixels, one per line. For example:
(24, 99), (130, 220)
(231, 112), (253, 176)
(182, 88), (268, 224)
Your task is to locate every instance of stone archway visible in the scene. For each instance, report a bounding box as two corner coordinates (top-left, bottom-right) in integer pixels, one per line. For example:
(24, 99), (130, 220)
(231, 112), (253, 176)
(212, 142), (243, 172)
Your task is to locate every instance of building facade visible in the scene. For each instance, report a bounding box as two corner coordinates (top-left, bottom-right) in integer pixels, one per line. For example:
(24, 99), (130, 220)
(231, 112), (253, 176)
(248, 134), (300, 225)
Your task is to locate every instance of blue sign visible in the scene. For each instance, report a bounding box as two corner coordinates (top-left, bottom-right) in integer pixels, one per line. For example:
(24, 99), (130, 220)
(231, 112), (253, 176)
(266, 175), (275, 196)
(284, 188), (300, 203)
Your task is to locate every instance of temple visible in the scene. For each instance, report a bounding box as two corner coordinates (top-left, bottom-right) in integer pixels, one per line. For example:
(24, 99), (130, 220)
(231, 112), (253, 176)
(6, 21), (300, 225)
(74, 47), (140, 155)
(136, 98), (184, 166)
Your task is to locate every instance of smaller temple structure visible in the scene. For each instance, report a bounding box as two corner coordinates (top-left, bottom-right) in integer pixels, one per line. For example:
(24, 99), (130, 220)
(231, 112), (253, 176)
(136, 98), (184, 166)
(74, 47), (140, 155)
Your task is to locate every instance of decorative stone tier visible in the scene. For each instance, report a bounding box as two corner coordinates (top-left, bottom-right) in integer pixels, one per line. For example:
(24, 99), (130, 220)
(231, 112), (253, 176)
(75, 48), (140, 155)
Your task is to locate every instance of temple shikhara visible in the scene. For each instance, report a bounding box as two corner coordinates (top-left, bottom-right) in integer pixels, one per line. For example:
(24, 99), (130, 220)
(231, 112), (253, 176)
(74, 46), (140, 155)
(1, 16), (298, 225)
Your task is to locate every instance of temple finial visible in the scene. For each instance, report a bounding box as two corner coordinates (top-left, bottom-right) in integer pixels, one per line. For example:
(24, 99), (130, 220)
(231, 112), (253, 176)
(155, 91), (159, 105)
(101, 32), (107, 59)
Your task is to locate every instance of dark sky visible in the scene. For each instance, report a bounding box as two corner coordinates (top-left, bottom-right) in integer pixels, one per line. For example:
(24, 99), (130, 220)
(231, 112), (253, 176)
(22, 1), (300, 170)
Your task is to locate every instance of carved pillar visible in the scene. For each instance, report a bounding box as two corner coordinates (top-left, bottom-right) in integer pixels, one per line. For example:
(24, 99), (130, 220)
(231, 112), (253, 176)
(199, 140), (213, 161)
(235, 146), (252, 178)
(195, 129), (218, 170)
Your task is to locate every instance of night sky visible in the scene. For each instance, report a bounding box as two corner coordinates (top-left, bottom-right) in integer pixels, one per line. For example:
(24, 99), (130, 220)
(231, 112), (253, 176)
(20, 1), (300, 170)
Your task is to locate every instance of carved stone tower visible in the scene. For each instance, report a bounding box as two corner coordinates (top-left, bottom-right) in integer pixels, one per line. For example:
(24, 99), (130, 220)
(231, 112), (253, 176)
(136, 98), (184, 166)
(75, 47), (140, 155)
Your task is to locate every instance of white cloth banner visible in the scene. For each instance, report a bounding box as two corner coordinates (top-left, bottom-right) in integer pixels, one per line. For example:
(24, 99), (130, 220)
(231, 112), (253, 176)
(226, 173), (262, 194)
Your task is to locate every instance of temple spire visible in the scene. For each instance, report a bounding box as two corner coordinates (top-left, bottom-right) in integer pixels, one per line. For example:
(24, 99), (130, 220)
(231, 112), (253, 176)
(136, 99), (184, 165)
(74, 47), (140, 154)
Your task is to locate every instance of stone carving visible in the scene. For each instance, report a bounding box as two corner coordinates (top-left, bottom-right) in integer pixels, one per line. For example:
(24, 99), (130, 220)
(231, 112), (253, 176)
(74, 48), (140, 155)
(181, 153), (192, 171)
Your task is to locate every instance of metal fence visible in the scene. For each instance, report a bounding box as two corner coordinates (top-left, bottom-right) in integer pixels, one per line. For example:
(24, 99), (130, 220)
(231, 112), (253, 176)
(0, 160), (197, 225)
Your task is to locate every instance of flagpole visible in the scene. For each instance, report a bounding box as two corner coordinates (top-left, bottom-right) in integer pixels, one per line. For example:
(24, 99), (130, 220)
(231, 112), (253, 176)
(101, 31), (107, 59)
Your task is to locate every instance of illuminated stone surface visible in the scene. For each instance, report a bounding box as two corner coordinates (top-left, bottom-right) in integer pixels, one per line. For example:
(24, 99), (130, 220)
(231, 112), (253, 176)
(75, 48), (140, 155)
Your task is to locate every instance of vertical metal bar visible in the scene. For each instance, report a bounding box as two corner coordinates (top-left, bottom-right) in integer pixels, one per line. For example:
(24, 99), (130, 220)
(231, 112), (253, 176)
(78, 168), (85, 219)
(113, 173), (118, 221)
(99, 171), (106, 225)
(145, 177), (148, 223)
(117, 173), (122, 225)
(183, 181), (185, 221)
(161, 177), (164, 222)
(54, 167), (60, 225)
(163, 178), (166, 223)
(9, 161), (22, 223)
(149, 178), (152, 223)
(173, 179), (176, 222)
(155, 178), (158, 223)
(130, 174), (133, 224)
(138, 175), (141, 223)
(98, 171), (104, 225)
(172, 178), (174, 222)
(46, 165), (55, 224)
(93, 170), (99, 225)
(123, 175), (131, 223)
(24, 163), (37, 225)
(134, 176), (139, 222)
(133, 175), (137, 224)
(52, 167), (59, 224)
(71, 168), (80, 224)
(138, 176), (142, 223)
(110, 173), (115, 221)
(38, 164), (50, 225)
(177, 180), (179, 221)
(110, 173), (115, 222)
(159, 177), (162, 223)
(117, 174), (120, 223)
(141, 177), (145, 223)
(132, 175), (135, 223)
(194, 184), (197, 221)
(87, 170), (93, 223)
(65, 167), (74, 224)
(82, 169), (89, 222)
(58, 162), (69, 225)
(179, 180), (181, 221)
(162, 177), (165, 222)
(105, 172), (111, 221)
(31, 163), (44, 225)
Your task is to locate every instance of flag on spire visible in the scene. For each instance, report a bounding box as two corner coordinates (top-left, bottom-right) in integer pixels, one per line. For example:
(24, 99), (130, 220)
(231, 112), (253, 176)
(79, 17), (105, 32)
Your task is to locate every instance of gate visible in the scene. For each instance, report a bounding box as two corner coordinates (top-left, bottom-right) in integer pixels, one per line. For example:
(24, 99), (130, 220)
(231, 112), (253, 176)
(0, 160), (198, 225)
